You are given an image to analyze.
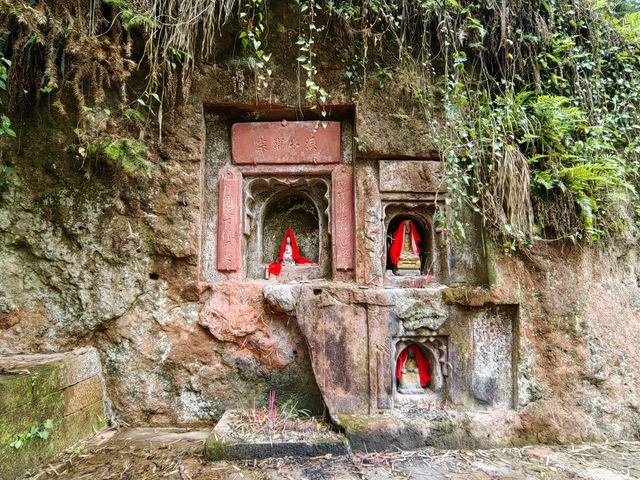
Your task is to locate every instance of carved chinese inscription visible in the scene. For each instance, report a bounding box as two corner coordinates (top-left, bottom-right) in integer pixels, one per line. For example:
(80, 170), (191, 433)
(232, 121), (341, 165)
(217, 166), (242, 272)
(332, 165), (355, 270)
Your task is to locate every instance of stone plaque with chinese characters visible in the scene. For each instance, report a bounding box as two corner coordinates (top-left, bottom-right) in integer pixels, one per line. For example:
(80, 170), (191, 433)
(217, 166), (242, 272)
(231, 121), (341, 165)
(332, 165), (355, 271)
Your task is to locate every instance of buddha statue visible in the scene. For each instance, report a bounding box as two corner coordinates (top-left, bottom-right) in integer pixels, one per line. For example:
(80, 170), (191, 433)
(396, 344), (430, 395)
(397, 349), (424, 394)
(389, 219), (422, 274)
(282, 237), (296, 266)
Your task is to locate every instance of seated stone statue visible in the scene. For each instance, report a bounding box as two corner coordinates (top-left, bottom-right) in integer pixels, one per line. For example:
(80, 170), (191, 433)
(282, 237), (296, 267)
(396, 344), (430, 394)
(389, 219), (422, 273)
(268, 227), (314, 276)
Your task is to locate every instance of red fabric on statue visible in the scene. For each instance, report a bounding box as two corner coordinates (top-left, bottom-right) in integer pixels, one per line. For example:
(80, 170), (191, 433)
(395, 344), (430, 387)
(389, 221), (422, 266)
(268, 228), (314, 276)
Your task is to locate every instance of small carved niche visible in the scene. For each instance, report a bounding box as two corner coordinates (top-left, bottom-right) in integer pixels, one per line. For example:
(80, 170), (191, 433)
(244, 177), (330, 279)
(382, 202), (447, 284)
(394, 338), (448, 406)
(385, 214), (430, 275)
(263, 193), (319, 264)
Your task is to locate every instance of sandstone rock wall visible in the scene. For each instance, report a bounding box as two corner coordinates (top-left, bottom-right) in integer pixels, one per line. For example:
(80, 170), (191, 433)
(0, 7), (639, 446)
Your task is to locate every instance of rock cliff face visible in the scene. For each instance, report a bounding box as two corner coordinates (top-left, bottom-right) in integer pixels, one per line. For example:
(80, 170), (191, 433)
(0, 16), (639, 445)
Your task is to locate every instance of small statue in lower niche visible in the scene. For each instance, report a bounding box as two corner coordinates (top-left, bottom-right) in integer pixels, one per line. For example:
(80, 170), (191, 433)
(396, 344), (430, 394)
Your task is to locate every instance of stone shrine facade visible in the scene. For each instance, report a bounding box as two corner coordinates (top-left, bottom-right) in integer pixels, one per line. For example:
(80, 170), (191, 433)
(201, 113), (518, 431)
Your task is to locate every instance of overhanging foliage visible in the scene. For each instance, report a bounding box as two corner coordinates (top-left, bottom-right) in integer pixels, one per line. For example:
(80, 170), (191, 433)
(0, 0), (638, 247)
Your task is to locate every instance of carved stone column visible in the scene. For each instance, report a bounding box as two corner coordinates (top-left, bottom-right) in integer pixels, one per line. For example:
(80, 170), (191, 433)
(332, 165), (355, 278)
(217, 165), (242, 274)
(355, 160), (384, 285)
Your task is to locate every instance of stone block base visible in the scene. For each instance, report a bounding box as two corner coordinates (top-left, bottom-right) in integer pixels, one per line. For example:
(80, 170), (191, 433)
(204, 410), (349, 461)
(204, 436), (349, 461)
(338, 414), (426, 452)
(339, 409), (523, 452)
(0, 348), (108, 480)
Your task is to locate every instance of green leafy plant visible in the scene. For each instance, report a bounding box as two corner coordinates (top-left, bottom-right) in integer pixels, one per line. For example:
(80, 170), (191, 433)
(238, 0), (272, 95)
(90, 138), (152, 177)
(372, 63), (393, 89)
(9, 419), (54, 449)
(280, 398), (312, 421)
(295, 0), (329, 115)
(1, 0), (639, 246)
(0, 55), (14, 138)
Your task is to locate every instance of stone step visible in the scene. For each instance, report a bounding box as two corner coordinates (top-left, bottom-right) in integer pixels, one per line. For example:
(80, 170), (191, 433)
(204, 409), (349, 461)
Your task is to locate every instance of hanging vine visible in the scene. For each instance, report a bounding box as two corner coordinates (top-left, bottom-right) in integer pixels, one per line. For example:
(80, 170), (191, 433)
(0, 0), (638, 247)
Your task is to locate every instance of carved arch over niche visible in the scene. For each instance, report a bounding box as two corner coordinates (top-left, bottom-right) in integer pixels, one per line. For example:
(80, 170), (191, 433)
(243, 176), (331, 279)
(244, 177), (330, 235)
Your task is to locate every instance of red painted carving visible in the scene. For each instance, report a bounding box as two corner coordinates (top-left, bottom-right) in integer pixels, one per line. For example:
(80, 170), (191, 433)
(217, 166), (242, 272)
(332, 165), (355, 270)
(232, 121), (341, 165)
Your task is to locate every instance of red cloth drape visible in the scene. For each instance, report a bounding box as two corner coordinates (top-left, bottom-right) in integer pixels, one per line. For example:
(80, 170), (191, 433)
(396, 344), (430, 388)
(268, 228), (314, 276)
(389, 221), (422, 266)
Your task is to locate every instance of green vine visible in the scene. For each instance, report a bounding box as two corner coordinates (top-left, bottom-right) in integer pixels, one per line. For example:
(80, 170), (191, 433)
(0, 51), (15, 195)
(0, 0), (639, 247)
(295, 0), (329, 115)
(323, 0), (640, 247)
(239, 0), (272, 97)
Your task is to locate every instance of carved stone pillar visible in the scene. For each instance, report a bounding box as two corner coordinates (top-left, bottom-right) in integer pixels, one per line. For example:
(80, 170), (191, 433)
(355, 160), (384, 285)
(217, 166), (242, 273)
(332, 165), (355, 275)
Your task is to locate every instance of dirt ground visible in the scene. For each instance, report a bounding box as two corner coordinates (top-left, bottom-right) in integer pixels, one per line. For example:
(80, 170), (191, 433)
(23, 428), (640, 480)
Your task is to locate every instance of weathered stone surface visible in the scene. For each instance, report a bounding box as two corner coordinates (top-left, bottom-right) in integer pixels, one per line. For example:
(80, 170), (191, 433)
(355, 160), (384, 285)
(204, 410), (348, 461)
(472, 307), (515, 408)
(0, 351), (107, 480)
(58, 348), (103, 389)
(332, 165), (355, 271)
(379, 160), (447, 193)
(355, 77), (442, 157)
(0, 348), (103, 392)
(0, 389), (65, 449)
(63, 375), (104, 415)
(263, 284), (299, 314)
(204, 435), (349, 461)
(394, 295), (448, 332)
(340, 414), (426, 452)
(0, 363), (61, 413)
(264, 284), (370, 417)
(340, 408), (525, 452)
(217, 166), (242, 272)
(231, 121), (341, 165)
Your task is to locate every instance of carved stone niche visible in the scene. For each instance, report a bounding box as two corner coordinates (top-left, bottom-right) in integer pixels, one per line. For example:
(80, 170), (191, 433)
(393, 337), (448, 406)
(383, 203), (447, 284)
(244, 177), (331, 279)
